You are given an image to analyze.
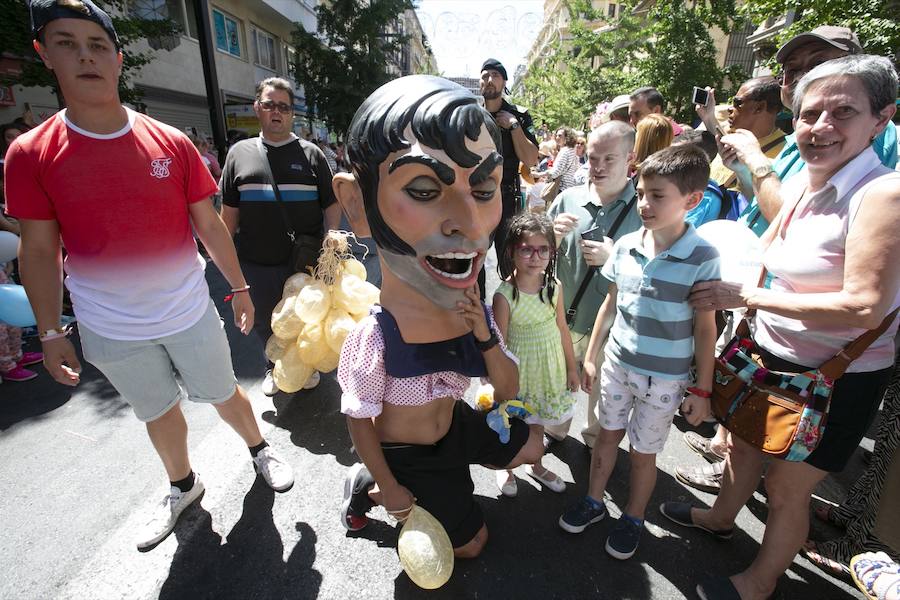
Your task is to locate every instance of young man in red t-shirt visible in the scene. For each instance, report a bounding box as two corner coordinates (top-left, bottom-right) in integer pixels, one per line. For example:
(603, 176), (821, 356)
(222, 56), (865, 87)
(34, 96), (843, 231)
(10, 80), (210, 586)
(4, 0), (294, 550)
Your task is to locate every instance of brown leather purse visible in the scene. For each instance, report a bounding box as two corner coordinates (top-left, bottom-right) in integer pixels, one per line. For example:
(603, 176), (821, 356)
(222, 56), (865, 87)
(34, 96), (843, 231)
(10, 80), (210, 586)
(711, 307), (897, 460)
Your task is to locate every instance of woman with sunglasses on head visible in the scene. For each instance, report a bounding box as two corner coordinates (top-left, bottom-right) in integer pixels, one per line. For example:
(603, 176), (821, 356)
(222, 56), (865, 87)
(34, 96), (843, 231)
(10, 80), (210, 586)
(491, 212), (580, 497)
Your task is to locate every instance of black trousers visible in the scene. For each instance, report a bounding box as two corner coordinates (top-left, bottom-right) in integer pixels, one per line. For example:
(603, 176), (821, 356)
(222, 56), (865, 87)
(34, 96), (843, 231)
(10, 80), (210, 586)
(239, 259), (294, 359)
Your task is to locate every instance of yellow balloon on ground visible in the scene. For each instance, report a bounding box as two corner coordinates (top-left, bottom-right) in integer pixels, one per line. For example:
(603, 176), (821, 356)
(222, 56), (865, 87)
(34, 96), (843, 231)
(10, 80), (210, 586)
(295, 281), (332, 324)
(271, 296), (304, 340)
(398, 506), (454, 589)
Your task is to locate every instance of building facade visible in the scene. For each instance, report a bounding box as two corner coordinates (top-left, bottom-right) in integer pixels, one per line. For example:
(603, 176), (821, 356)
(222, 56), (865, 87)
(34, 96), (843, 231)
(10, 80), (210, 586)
(0, 0), (322, 141)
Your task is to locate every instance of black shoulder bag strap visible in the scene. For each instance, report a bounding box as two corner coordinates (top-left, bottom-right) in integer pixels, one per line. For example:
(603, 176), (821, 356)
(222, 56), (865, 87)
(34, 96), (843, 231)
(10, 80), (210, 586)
(257, 136), (297, 243)
(565, 191), (638, 325)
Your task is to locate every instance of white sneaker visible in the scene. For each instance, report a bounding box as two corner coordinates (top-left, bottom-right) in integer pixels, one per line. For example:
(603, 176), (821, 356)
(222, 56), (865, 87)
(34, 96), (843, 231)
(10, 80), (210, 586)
(253, 446), (294, 492)
(136, 476), (205, 550)
(261, 370), (279, 397)
(302, 371), (320, 390)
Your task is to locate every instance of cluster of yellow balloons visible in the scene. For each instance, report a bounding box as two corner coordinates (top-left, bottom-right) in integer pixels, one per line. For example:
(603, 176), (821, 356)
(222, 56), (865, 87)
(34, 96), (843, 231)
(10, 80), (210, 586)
(266, 258), (379, 393)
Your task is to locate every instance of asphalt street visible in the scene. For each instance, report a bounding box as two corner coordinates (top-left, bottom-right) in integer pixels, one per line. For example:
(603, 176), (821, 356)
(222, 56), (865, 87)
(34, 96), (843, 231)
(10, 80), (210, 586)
(0, 245), (867, 600)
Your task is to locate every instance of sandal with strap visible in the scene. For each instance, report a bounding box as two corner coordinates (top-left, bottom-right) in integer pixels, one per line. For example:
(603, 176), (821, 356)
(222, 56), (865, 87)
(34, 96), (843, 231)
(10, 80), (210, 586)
(526, 465), (566, 493)
(802, 540), (851, 578)
(851, 552), (900, 600)
(683, 431), (726, 463)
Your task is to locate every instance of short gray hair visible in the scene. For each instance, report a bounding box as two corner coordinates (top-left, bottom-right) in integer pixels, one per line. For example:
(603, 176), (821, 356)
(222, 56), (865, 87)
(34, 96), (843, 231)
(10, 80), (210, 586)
(792, 54), (898, 116)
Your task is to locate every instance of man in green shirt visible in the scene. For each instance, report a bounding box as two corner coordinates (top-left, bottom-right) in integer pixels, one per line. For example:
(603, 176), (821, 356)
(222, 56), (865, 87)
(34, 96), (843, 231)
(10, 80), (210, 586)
(547, 121), (642, 447)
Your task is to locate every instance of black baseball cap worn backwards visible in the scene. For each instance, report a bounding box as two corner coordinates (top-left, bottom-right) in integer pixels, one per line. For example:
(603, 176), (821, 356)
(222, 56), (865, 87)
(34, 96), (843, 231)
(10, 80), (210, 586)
(30, 0), (120, 47)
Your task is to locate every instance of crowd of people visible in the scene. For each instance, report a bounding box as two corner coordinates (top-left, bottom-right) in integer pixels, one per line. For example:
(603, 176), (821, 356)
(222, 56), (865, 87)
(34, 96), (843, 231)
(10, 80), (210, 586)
(2, 2), (899, 599)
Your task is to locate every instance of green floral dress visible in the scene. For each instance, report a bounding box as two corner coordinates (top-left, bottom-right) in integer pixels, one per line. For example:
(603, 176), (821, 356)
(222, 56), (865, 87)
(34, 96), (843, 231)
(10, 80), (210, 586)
(496, 281), (574, 425)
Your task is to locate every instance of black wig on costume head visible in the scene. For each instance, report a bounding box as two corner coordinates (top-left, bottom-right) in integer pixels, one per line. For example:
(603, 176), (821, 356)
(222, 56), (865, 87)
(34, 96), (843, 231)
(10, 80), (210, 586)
(345, 75), (503, 256)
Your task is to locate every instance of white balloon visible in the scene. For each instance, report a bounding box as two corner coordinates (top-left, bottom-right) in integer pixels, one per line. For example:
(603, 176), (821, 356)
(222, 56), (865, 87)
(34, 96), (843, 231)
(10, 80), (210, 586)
(697, 220), (763, 286)
(0, 231), (19, 263)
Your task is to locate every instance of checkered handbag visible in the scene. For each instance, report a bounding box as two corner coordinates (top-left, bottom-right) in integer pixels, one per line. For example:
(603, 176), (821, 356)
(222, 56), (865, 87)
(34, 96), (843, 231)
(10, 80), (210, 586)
(712, 309), (898, 461)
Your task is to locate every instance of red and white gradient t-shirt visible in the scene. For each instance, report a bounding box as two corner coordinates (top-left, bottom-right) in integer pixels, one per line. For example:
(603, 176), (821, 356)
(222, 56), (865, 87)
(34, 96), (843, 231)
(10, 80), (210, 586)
(4, 108), (218, 340)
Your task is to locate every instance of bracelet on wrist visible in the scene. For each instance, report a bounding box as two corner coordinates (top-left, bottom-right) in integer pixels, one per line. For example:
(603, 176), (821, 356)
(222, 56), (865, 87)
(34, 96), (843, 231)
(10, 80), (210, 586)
(39, 324), (72, 343)
(686, 386), (712, 399)
(230, 285), (250, 293)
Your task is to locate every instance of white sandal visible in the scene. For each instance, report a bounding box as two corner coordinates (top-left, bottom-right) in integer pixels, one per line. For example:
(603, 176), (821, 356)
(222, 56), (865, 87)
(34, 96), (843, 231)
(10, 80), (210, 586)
(527, 465), (566, 493)
(496, 470), (517, 498)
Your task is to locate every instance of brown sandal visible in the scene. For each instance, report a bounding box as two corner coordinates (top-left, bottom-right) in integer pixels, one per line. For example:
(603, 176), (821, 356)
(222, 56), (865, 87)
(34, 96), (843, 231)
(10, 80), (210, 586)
(802, 541), (850, 578)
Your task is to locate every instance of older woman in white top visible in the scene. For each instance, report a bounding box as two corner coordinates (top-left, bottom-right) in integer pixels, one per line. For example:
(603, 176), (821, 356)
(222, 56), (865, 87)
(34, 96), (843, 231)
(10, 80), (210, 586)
(662, 54), (900, 600)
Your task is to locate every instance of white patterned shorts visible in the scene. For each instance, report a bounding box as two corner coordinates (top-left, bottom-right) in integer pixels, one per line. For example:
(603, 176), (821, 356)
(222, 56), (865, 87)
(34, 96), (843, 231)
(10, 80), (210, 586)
(598, 358), (688, 454)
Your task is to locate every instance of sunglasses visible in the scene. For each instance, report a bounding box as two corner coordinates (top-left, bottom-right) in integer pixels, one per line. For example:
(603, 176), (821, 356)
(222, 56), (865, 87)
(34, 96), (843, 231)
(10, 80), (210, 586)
(515, 244), (552, 259)
(258, 100), (293, 114)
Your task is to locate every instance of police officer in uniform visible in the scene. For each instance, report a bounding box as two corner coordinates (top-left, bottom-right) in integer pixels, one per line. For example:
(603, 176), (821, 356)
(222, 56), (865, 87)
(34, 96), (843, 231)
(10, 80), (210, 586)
(480, 59), (539, 281)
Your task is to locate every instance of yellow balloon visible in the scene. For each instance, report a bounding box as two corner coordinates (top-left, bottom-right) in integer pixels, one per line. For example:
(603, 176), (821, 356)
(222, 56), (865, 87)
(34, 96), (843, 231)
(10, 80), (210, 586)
(282, 272), (313, 297)
(294, 281), (332, 324)
(324, 308), (356, 355)
(273, 345), (314, 393)
(271, 296), (304, 340)
(341, 258), (367, 280)
(296, 335), (328, 366)
(312, 348), (340, 373)
(264, 334), (288, 362)
(398, 506), (454, 589)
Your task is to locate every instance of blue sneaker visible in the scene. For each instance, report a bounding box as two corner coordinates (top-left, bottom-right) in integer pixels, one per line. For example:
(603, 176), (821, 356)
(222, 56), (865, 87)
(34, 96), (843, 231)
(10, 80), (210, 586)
(559, 496), (607, 533)
(605, 514), (643, 560)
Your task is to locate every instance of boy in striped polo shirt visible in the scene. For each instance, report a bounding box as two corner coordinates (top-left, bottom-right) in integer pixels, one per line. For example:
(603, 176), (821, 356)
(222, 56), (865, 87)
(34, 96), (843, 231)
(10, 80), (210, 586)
(559, 144), (720, 559)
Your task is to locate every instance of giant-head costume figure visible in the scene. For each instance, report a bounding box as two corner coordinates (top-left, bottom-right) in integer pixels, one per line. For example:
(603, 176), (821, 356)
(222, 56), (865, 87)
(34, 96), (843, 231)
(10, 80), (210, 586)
(334, 75), (504, 311)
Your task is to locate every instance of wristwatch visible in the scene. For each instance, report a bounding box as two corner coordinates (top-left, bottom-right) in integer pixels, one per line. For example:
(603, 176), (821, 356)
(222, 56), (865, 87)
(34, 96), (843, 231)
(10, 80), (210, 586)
(508, 121), (520, 131)
(475, 331), (500, 352)
(752, 162), (773, 179)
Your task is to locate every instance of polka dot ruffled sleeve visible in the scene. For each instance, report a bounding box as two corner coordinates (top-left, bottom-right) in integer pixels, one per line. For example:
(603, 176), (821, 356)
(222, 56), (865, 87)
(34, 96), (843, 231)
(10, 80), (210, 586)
(338, 317), (386, 419)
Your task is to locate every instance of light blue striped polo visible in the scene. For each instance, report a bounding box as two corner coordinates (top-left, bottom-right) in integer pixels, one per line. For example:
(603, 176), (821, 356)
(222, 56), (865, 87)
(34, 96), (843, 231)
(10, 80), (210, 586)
(601, 224), (720, 379)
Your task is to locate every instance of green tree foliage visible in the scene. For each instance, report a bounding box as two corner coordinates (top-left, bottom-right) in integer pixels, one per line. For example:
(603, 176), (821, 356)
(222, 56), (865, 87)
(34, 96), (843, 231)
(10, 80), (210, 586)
(638, 1), (737, 122)
(292, 0), (414, 138)
(740, 0), (900, 64)
(519, 0), (745, 127)
(0, 0), (179, 105)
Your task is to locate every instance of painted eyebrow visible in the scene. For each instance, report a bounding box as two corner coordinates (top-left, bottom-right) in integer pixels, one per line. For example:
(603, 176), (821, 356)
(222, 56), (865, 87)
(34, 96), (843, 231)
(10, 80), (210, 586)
(469, 151), (503, 185)
(388, 154), (455, 185)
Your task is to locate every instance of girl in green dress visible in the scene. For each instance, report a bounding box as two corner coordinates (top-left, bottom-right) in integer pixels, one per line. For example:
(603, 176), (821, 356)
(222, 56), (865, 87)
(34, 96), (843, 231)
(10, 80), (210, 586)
(492, 213), (579, 497)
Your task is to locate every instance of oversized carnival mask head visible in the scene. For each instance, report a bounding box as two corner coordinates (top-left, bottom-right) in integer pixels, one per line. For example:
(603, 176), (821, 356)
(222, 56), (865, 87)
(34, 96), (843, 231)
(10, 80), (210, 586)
(334, 75), (504, 310)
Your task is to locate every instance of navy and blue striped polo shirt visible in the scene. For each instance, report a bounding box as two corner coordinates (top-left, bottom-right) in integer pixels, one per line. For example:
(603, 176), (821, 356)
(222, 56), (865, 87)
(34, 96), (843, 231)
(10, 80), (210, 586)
(601, 224), (720, 379)
(221, 134), (335, 265)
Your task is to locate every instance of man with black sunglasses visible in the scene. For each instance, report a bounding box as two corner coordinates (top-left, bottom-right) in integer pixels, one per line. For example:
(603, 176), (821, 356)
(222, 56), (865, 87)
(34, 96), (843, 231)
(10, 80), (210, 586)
(220, 77), (342, 397)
